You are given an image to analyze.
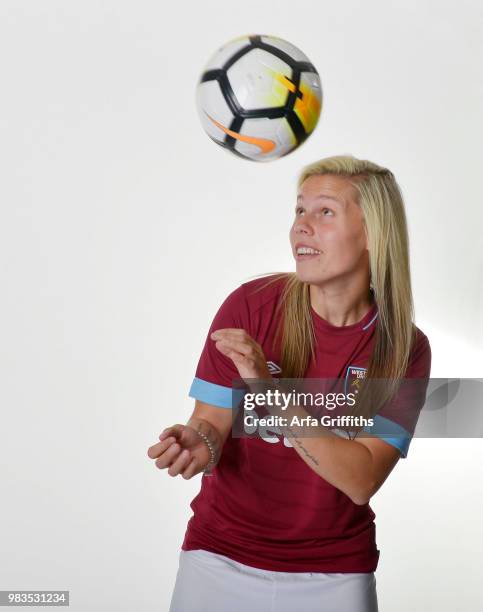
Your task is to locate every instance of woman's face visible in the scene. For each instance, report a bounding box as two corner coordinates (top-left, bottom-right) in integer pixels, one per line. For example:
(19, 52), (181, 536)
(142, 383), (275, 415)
(289, 174), (369, 287)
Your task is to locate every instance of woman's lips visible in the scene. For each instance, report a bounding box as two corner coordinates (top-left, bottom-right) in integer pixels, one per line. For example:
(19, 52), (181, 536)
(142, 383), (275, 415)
(295, 252), (321, 261)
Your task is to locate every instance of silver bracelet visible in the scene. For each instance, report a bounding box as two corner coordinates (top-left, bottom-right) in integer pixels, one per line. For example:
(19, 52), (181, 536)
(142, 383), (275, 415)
(195, 429), (217, 475)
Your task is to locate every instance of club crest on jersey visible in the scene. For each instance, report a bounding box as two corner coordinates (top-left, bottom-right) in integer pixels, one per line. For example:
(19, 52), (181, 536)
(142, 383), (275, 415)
(266, 361), (282, 375)
(344, 365), (367, 395)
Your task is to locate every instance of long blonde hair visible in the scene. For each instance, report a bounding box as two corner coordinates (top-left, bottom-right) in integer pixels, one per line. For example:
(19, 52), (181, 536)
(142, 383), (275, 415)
(245, 154), (417, 417)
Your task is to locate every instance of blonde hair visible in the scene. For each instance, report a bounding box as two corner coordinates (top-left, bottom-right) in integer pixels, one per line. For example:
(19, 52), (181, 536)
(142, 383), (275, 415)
(245, 154), (417, 419)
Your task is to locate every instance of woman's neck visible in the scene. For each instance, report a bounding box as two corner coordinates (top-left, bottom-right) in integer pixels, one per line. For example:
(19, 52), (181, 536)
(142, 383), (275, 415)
(309, 283), (374, 328)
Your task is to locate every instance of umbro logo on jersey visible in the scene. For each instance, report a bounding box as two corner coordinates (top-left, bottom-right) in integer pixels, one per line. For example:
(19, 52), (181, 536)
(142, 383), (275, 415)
(266, 361), (282, 375)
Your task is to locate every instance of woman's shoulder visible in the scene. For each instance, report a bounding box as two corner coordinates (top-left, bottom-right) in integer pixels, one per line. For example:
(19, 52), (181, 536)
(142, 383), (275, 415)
(240, 273), (289, 313)
(413, 325), (431, 352)
(407, 324), (432, 377)
(212, 273), (288, 325)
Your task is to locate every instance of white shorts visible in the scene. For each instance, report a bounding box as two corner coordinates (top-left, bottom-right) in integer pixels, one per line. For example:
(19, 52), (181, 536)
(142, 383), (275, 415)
(169, 549), (379, 612)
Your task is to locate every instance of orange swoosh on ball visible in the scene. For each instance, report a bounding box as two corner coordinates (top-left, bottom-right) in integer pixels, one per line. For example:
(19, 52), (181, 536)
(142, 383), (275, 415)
(205, 113), (276, 154)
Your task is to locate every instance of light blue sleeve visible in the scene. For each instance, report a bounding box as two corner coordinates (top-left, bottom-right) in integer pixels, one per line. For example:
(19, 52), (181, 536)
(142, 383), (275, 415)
(361, 414), (412, 458)
(189, 377), (246, 409)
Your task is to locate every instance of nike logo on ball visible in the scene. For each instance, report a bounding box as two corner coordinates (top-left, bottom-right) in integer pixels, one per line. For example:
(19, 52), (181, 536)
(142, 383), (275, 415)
(205, 112), (276, 154)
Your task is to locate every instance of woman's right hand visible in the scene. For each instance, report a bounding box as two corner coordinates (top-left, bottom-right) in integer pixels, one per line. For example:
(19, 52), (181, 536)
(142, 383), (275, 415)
(147, 424), (212, 479)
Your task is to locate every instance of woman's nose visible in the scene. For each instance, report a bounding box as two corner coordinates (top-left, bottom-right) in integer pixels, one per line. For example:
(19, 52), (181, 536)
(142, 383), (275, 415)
(294, 218), (314, 235)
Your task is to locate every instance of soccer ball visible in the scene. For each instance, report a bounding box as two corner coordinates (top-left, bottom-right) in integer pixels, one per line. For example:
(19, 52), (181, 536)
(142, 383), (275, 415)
(196, 34), (322, 162)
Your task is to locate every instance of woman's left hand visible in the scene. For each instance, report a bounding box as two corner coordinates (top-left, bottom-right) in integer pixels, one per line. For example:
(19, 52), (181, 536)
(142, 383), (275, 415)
(210, 328), (273, 382)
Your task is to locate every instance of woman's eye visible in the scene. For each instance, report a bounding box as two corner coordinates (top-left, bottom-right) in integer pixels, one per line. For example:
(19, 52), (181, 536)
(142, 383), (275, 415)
(295, 207), (333, 216)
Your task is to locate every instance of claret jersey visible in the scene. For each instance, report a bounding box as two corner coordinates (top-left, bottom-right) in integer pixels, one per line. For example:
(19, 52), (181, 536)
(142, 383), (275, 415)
(181, 275), (432, 572)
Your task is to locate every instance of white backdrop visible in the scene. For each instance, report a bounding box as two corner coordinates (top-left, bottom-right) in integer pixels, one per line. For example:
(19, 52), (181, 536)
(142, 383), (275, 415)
(1, 1), (482, 610)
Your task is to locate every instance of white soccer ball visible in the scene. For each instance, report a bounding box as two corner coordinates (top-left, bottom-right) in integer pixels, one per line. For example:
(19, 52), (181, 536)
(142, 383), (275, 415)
(196, 34), (323, 162)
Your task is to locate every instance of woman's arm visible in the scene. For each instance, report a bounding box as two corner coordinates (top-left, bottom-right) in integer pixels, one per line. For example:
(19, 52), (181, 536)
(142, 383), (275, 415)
(274, 401), (401, 505)
(210, 327), (402, 505)
(147, 400), (233, 478)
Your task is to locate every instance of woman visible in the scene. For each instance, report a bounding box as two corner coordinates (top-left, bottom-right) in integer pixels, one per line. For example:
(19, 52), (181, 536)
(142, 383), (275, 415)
(147, 155), (431, 612)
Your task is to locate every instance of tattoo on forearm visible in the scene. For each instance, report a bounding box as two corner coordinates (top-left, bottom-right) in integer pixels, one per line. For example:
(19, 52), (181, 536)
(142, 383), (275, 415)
(284, 425), (320, 466)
